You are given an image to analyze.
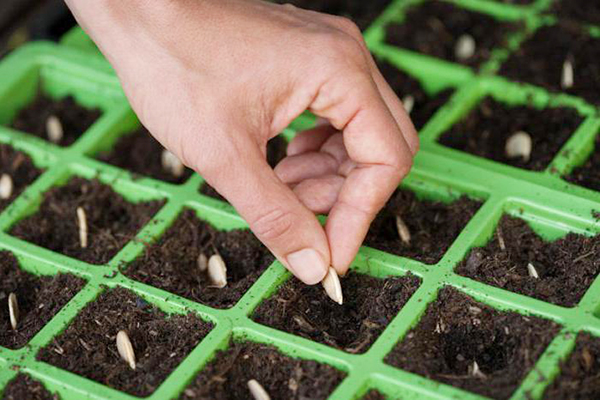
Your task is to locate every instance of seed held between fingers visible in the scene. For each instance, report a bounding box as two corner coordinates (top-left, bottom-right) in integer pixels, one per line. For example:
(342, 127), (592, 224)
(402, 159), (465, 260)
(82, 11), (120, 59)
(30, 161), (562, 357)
(77, 206), (88, 249)
(455, 34), (476, 61)
(402, 95), (415, 115)
(116, 330), (136, 370)
(248, 379), (271, 400)
(395, 215), (411, 245)
(161, 149), (185, 178)
(208, 254), (227, 288)
(8, 292), (19, 330)
(321, 267), (343, 305)
(0, 173), (13, 200)
(505, 131), (532, 162)
(46, 115), (64, 144)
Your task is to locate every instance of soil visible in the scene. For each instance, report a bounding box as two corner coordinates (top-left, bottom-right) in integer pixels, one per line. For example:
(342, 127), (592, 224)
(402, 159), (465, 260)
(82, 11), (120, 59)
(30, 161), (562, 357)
(385, 1), (518, 68)
(437, 97), (583, 171)
(377, 60), (454, 130)
(10, 94), (101, 147)
(363, 189), (482, 264)
(564, 134), (600, 191)
(253, 272), (420, 354)
(551, 0), (600, 27)
(362, 390), (386, 400)
(37, 287), (212, 397)
(178, 341), (345, 400)
(385, 287), (560, 399)
(0, 250), (85, 349)
(544, 332), (600, 399)
(499, 23), (600, 105)
(456, 214), (600, 308)
(1, 374), (58, 400)
(0, 144), (41, 213)
(9, 177), (164, 265)
(123, 209), (274, 309)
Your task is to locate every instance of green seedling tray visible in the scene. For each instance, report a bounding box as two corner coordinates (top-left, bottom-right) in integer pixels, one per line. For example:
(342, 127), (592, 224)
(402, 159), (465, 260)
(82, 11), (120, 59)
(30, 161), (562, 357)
(2, 0), (600, 399)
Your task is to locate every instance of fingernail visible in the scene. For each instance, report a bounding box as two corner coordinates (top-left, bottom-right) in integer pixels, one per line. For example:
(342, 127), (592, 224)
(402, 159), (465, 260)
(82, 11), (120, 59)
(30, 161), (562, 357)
(287, 248), (328, 285)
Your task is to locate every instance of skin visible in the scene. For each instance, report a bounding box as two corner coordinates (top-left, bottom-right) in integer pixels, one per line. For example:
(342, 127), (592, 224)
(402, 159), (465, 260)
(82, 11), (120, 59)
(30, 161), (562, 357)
(65, 0), (418, 285)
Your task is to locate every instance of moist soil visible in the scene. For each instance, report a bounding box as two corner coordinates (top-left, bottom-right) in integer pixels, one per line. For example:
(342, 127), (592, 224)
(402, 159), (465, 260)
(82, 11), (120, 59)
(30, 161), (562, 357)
(363, 189), (482, 264)
(377, 60), (453, 130)
(1, 374), (58, 400)
(385, 1), (518, 68)
(456, 215), (600, 308)
(0, 144), (41, 213)
(37, 287), (212, 397)
(499, 23), (600, 105)
(10, 94), (101, 147)
(0, 250), (85, 349)
(544, 332), (600, 399)
(438, 97), (583, 171)
(551, 0), (600, 28)
(362, 390), (386, 400)
(178, 341), (345, 400)
(253, 272), (421, 354)
(385, 287), (560, 400)
(123, 209), (274, 309)
(9, 177), (164, 265)
(564, 134), (600, 191)
(98, 127), (193, 184)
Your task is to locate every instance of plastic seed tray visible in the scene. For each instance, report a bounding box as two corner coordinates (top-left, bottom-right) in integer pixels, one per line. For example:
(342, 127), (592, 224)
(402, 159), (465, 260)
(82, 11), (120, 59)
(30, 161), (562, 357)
(2, 0), (600, 399)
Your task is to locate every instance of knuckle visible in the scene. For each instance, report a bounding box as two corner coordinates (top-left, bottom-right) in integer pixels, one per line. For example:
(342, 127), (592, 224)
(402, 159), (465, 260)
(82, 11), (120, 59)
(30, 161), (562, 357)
(250, 208), (295, 242)
(335, 16), (362, 38)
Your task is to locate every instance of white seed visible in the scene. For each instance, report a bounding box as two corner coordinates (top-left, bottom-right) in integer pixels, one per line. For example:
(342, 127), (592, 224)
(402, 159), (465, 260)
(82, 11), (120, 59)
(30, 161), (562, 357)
(395, 215), (411, 245)
(0, 174), (13, 200)
(471, 361), (486, 378)
(561, 58), (574, 89)
(161, 149), (184, 178)
(527, 262), (539, 279)
(197, 253), (208, 272)
(455, 34), (476, 61)
(8, 293), (19, 330)
(46, 115), (64, 144)
(116, 330), (136, 370)
(76, 207), (88, 249)
(248, 379), (271, 400)
(505, 131), (532, 162)
(208, 254), (227, 288)
(402, 95), (415, 115)
(321, 267), (343, 305)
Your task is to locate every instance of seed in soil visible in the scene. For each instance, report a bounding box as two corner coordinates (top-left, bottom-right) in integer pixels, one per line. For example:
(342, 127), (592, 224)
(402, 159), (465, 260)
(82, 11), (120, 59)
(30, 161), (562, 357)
(178, 341), (345, 400)
(253, 271), (420, 353)
(0, 144), (42, 213)
(37, 287), (212, 397)
(385, 287), (560, 399)
(9, 177), (164, 265)
(116, 330), (136, 370)
(456, 214), (600, 307)
(438, 97), (583, 171)
(123, 209), (274, 309)
(363, 188), (481, 264)
(207, 254), (228, 289)
(0, 250), (85, 349)
(247, 379), (270, 400)
(1, 373), (58, 400)
(563, 133), (600, 191)
(551, 0), (600, 27)
(0, 174), (13, 200)
(160, 149), (185, 178)
(385, 0), (519, 68)
(9, 94), (101, 147)
(505, 131), (532, 162)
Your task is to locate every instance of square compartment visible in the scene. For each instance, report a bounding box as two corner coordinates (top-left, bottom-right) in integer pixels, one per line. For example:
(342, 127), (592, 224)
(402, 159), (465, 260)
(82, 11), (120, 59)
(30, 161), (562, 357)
(0, 144), (42, 213)
(563, 132), (600, 191)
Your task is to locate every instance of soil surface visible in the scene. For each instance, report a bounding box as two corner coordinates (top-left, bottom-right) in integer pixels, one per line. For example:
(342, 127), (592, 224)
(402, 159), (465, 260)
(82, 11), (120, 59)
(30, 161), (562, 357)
(551, 0), (600, 27)
(10, 177), (163, 265)
(0, 144), (41, 213)
(38, 287), (212, 397)
(363, 189), (481, 264)
(10, 94), (101, 147)
(544, 332), (600, 399)
(385, 1), (518, 68)
(385, 287), (560, 399)
(123, 209), (274, 309)
(564, 134), (600, 191)
(1, 374), (58, 400)
(362, 390), (386, 400)
(377, 60), (453, 130)
(499, 23), (600, 105)
(98, 127), (193, 184)
(438, 97), (583, 171)
(179, 341), (345, 400)
(456, 215), (600, 307)
(0, 251), (85, 349)
(253, 272), (420, 353)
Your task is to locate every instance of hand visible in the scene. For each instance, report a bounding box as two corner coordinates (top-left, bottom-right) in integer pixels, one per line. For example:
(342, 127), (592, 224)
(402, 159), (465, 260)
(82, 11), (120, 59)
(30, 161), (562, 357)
(65, 0), (418, 284)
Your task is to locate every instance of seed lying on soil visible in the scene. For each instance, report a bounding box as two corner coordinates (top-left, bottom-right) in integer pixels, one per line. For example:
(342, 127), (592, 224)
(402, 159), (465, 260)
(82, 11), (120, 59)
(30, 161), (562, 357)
(527, 262), (539, 279)
(470, 360), (486, 378)
(455, 34), (476, 61)
(505, 131), (532, 161)
(8, 292), (19, 330)
(208, 254), (227, 288)
(116, 330), (136, 370)
(321, 267), (343, 305)
(395, 215), (411, 245)
(76, 207), (88, 249)
(402, 95), (415, 115)
(247, 379), (271, 400)
(46, 115), (64, 144)
(161, 150), (185, 178)
(0, 173), (13, 200)
(197, 253), (208, 272)
(561, 57), (574, 89)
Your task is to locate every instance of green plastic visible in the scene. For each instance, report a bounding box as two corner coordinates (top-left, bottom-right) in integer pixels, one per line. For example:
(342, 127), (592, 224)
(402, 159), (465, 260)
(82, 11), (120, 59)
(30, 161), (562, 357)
(2, 0), (600, 399)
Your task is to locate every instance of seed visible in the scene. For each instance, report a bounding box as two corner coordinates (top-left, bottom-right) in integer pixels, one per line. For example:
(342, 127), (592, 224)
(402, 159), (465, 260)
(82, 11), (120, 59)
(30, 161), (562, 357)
(505, 131), (532, 162)
(402, 95), (415, 115)
(0, 174), (13, 200)
(208, 254), (227, 288)
(46, 115), (64, 144)
(116, 330), (136, 370)
(395, 215), (411, 245)
(561, 57), (574, 89)
(77, 207), (88, 248)
(471, 360), (486, 378)
(527, 262), (539, 279)
(161, 149), (185, 178)
(321, 267), (343, 305)
(455, 34), (476, 61)
(248, 379), (271, 400)
(582, 347), (594, 372)
(197, 253), (208, 272)
(8, 293), (19, 330)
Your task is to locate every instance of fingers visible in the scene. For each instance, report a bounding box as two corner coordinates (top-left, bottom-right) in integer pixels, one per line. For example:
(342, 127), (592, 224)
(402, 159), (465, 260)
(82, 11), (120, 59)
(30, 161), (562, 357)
(293, 175), (344, 214)
(287, 124), (337, 156)
(274, 151), (339, 184)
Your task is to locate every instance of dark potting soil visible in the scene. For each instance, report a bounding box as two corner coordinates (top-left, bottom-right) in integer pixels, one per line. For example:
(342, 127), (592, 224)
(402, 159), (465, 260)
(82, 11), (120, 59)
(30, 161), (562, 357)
(438, 97), (583, 171)
(98, 127), (193, 184)
(0, 144), (41, 213)
(385, 287), (560, 399)
(123, 209), (274, 309)
(363, 189), (482, 264)
(9, 177), (164, 265)
(377, 60), (453, 130)
(178, 341), (345, 400)
(456, 215), (600, 308)
(551, 0), (600, 27)
(37, 287), (212, 397)
(385, 1), (518, 68)
(1, 374), (58, 400)
(543, 332), (600, 399)
(10, 94), (101, 147)
(253, 272), (420, 354)
(564, 134), (600, 191)
(0, 251), (85, 349)
(499, 23), (600, 105)
(362, 390), (386, 400)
